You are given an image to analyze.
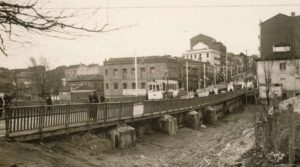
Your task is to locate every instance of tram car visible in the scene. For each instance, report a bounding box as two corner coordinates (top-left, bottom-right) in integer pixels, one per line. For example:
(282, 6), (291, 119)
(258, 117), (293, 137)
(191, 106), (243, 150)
(147, 80), (179, 100)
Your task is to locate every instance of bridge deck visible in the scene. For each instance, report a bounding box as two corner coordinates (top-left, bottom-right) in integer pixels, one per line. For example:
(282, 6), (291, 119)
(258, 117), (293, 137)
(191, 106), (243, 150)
(3, 90), (249, 141)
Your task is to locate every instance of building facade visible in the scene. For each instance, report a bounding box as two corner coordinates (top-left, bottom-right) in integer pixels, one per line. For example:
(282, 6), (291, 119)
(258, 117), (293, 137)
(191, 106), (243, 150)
(260, 12), (300, 59)
(258, 13), (300, 99)
(182, 49), (221, 66)
(190, 34), (226, 65)
(66, 74), (104, 99)
(64, 64), (101, 80)
(103, 56), (203, 97)
(257, 51), (300, 98)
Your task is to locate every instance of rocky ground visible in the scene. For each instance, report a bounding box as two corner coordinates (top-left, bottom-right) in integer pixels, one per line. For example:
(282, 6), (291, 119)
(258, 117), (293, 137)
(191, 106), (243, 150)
(0, 105), (261, 167)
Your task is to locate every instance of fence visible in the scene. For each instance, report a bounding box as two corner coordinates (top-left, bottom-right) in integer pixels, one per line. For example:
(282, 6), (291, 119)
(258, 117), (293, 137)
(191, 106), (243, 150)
(5, 90), (246, 137)
(10, 96), (147, 107)
(5, 102), (134, 135)
(11, 99), (89, 107)
(143, 90), (245, 114)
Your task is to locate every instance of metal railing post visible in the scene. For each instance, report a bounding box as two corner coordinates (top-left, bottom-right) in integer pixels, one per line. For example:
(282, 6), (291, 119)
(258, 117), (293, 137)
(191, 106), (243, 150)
(4, 105), (10, 137)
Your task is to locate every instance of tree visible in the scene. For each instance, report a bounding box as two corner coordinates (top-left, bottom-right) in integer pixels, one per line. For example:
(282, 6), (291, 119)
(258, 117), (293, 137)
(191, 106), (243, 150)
(0, 1), (124, 56)
(262, 60), (273, 106)
(29, 56), (49, 99)
(47, 66), (65, 97)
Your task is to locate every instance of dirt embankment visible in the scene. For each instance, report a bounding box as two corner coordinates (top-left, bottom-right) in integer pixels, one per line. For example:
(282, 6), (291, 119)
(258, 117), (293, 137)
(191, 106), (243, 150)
(0, 105), (260, 167)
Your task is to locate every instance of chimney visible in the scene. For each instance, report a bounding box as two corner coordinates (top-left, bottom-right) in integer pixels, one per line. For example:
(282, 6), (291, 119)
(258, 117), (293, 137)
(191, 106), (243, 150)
(291, 12), (295, 17)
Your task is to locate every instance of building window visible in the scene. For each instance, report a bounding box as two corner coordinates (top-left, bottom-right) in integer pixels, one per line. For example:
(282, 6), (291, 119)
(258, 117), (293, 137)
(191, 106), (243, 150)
(132, 83), (136, 89)
(105, 69), (108, 76)
(141, 82), (146, 89)
(207, 53), (209, 58)
(114, 83), (118, 89)
(122, 68), (127, 74)
(279, 63), (286, 70)
(122, 68), (127, 79)
(113, 69), (118, 75)
(106, 83), (109, 89)
(123, 83), (127, 89)
(150, 67), (155, 74)
(140, 67), (145, 78)
(131, 68), (135, 74)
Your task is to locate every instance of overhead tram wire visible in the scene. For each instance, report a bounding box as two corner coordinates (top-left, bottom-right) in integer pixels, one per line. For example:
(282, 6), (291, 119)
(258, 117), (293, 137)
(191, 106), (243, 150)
(40, 3), (300, 10)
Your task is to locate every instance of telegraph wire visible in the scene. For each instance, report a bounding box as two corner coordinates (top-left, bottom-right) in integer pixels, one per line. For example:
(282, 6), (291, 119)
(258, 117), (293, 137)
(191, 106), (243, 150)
(39, 3), (300, 10)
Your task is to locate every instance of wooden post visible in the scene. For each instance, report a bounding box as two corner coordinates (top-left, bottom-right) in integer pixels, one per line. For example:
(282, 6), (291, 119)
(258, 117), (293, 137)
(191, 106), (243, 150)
(288, 104), (295, 164)
(273, 97), (279, 152)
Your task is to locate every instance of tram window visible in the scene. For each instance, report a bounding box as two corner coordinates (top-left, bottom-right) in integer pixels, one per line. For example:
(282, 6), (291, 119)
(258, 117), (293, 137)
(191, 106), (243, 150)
(149, 85), (152, 90)
(156, 85), (159, 91)
(163, 83), (165, 91)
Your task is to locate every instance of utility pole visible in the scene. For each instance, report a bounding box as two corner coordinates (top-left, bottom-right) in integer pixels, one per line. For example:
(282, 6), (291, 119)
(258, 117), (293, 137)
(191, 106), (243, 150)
(186, 61), (188, 92)
(237, 64), (239, 79)
(225, 53), (228, 82)
(134, 52), (138, 96)
(245, 49), (248, 82)
(203, 63), (206, 88)
(230, 63), (233, 80)
(214, 65), (216, 86)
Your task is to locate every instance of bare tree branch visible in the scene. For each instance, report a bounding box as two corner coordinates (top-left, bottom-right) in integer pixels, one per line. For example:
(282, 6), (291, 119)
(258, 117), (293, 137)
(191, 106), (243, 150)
(0, 0), (132, 56)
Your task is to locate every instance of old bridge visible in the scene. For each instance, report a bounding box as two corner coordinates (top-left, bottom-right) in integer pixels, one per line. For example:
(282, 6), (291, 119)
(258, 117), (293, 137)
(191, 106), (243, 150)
(0, 90), (255, 142)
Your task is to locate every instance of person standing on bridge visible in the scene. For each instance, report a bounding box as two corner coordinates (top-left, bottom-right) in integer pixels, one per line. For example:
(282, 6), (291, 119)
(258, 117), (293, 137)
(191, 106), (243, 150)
(100, 94), (105, 103)
(46, 96), (52, 105)
(0, 96), (3, 118)
(89, 92), (99, 121)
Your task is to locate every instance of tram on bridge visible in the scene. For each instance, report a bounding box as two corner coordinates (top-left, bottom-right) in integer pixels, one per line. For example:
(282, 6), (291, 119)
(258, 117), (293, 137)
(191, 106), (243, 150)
(147, 80), (180, 100)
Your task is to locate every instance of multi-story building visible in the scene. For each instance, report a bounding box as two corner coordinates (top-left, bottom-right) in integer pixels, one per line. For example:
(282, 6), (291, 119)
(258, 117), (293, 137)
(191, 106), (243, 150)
(257, 45), (300, 98)
(103, 55), (203, 97)
(182, 49), (221, 66)
(64, 64), (101, 80)
(260, 12), (300, 59)
(257, 12), (300, 99)
(66, 74), (104, 100)
(189, 34), (226, 65)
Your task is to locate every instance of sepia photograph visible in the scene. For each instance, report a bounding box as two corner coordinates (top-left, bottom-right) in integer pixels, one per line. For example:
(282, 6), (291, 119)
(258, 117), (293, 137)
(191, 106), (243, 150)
(0, 0), (300, 166)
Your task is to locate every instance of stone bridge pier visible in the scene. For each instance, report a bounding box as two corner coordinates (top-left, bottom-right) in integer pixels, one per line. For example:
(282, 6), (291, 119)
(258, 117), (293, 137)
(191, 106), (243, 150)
(157, 115), (177, 135)
(185, 110), (200, 130)
(109, 125), (136, 149)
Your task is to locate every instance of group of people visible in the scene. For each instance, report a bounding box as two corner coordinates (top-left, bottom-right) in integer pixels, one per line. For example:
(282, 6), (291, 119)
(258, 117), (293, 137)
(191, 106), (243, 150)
(88, 92), (105, 103)
(88, 92), (105, 121)
(0, 94), (14, 118)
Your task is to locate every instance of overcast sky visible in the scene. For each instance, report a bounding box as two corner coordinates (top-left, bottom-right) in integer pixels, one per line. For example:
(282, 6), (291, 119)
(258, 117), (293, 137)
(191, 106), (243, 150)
(1, 0), (300, 69)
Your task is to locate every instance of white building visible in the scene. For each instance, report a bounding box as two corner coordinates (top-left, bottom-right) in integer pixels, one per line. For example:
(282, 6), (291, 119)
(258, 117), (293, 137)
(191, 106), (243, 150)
(182, 42), (221, 66)
(65, 64), (101, 80)
(257, 45), (300, 99)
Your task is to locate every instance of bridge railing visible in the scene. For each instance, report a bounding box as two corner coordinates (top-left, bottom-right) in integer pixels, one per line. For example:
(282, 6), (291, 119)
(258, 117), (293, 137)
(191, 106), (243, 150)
(143, 90), (246, 114)
(5, 90), (247, 136)
(5, 102), (134, 135)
